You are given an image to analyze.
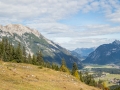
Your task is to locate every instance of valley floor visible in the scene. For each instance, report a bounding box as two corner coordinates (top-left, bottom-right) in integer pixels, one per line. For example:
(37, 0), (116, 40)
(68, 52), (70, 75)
(82, 64), (120, 89)
(0, 61), (100, 90)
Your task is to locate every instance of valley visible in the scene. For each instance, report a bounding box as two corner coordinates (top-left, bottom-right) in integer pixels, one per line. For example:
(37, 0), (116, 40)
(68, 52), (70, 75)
(81, 64), (120, 89)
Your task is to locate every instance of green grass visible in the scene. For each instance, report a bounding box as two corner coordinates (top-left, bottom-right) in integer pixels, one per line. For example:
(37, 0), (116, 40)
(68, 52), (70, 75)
(95, 73), (120, 87)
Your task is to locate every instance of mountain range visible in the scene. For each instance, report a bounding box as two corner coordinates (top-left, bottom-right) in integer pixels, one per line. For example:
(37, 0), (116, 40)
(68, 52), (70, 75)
(83, 40), (120, 65)
(70, 48), (95, 61)
(0, 24), (82, 68)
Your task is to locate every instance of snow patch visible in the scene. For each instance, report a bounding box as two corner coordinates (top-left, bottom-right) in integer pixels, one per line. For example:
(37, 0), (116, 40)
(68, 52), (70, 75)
(15, 37), (21, 42)
(106, 52), (111, 56)
(47, 40), (58, 49)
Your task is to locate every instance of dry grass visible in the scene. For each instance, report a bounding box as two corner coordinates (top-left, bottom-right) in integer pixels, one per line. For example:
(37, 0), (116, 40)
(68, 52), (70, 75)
(0, 61), (100, 90)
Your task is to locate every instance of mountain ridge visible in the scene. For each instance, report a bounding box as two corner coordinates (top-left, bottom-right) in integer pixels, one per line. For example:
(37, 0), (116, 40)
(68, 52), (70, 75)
(83, 40), (120, 65)
(72, 47), (95, 56)
(0, 24), (40, 37)
(0, 24), (82, 68)
(70, 47), (95, 61)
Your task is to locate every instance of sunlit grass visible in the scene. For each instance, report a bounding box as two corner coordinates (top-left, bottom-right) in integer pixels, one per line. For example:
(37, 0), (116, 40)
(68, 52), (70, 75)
(0, 61), (100, 90)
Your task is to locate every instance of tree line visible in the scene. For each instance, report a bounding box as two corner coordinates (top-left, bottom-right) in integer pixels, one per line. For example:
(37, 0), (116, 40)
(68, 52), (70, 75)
(0, 38), (44, 65)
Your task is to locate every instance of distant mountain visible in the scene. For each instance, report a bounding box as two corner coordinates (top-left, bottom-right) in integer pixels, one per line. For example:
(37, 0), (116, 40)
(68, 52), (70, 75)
(70, 51), (83, 60)
(71, 48), (95, 61)
(73, 48), (95, 56)
(0, 24), (83, 68)
(83, 40), (120, 65)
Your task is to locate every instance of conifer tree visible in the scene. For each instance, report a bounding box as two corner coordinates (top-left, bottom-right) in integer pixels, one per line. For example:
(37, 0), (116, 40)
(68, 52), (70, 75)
(11, 46), (17, 62)
(4, 38), (12, 61)
(2, 50), (7, 62)
(46, 61), (51, 68)
(0, 41), (2, 58)
(16, 42), (22, 63)
(1, 38), (5, 52)
(22, 46), (27, 63)
(59, 58), (70, 73)
(114, 86), (120, 90)
(51, 63), (59, 71)
(79, 71), (84, 82)
(71, 62), (80, 79)
(74, 70), (80, 79)
(28, 53), (32, 64)
(82, 72), (96, 86)
(71, 62), (78, 75)
(32, 55), (37, 65)
(1, 38), (5, 59)
(36, 51), (44, 65)
(8, 43), (13, 61)
(102, 82), (109, 90)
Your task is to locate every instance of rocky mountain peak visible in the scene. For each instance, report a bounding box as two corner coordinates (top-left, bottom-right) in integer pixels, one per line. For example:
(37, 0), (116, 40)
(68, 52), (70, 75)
(0, 24), (40, 37)
(83, 40), (120, 65)
(112, 40), (120, 45)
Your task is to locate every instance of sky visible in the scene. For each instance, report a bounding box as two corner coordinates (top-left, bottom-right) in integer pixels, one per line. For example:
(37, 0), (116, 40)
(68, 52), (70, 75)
(0, 0), (120, 50)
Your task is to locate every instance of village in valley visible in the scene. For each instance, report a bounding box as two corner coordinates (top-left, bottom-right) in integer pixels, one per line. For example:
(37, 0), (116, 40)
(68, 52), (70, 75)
(80, 64), (120, 87)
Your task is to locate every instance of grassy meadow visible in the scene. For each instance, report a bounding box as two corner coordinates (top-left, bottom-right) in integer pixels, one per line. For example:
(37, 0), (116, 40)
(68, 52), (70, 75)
(0, 61), (100, 90)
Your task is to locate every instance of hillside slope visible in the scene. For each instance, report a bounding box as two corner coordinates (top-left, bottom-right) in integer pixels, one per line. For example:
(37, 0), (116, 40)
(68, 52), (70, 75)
(0, 61), (99, 90)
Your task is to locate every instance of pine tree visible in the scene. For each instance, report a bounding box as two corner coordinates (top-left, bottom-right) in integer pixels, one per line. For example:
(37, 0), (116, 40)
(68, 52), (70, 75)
(79, 71), (84, 82)
(4, 38), (13, 61)
(32, 55), (37, 65)
(51, 63), (59, 71)
(36, 51), (44, 66)
(59, 58), (70, 73)
(22, 46), (27, 63)
(8, 43), (13, 61)
(2, 50), (7, 62)
(16, 42), (22, 63)
(71, 62), (78, 75)
(28, 53), (32, 64)
(74, 70), (80, 80)
(114, 86), (120, 90)
(82, 72), (96, 86)
(11, 46), (17, 62)
(1, 38), (5, 60)
(0, 41), (3, 59)
(46, 61), (51, 68)
(71, 62), (80, 79)
(1, 38), (5, 53)
(103, 82), (109, 90)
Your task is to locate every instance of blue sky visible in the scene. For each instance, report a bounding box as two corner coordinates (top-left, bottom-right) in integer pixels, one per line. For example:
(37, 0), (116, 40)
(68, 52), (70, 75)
(0, 0), (120, 50)
(59, 11), (106, 25)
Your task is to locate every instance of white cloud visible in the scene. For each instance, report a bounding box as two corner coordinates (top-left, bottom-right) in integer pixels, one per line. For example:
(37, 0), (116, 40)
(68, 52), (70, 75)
(26, 22), (120, 50)
(0, 0), (120, 50)
(58, 37), (115, 50)
(0, 0), (91, 21)
(0, 0), (120, 23)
